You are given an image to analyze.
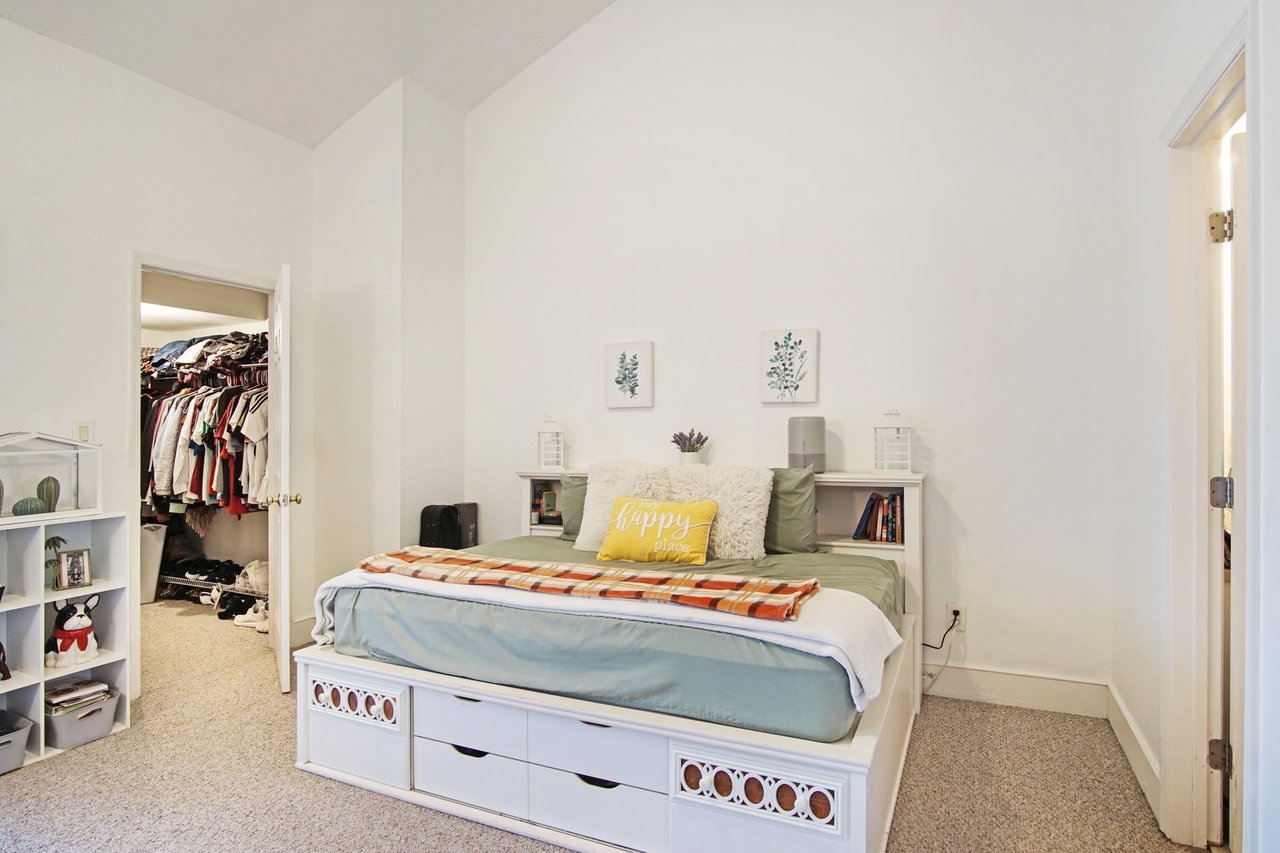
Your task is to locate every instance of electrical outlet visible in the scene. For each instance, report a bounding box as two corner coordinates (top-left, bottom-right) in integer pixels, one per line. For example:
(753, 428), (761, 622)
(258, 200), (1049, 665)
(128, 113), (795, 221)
(72, 421), (94, 443)
(946, 602), (967, 633)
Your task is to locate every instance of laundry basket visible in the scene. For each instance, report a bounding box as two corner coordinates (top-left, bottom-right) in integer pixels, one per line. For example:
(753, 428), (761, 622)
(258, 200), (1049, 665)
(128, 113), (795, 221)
(45, 691), (119, 750)
(0, 710), (33, 774)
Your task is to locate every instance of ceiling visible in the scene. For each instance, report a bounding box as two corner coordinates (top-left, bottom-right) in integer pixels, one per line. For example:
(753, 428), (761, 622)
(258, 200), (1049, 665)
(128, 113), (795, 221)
(0, 0), (614, 147)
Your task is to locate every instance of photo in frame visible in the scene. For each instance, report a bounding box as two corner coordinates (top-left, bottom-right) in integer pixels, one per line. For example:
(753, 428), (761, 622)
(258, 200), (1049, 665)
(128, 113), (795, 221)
(605, 341), (654, 408)
(761, 329), (819, 403)
(56, 548), (92, 590)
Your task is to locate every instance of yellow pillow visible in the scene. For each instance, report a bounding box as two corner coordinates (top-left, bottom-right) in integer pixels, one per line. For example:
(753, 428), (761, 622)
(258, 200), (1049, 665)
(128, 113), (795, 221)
(597, 496), (718, 566)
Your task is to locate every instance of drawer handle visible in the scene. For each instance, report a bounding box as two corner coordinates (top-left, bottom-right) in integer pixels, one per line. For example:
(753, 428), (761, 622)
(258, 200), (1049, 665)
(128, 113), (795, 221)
(453, 695), (481, 703)
(0, 738), (11, 750)
(77, 708), (103, 721)
(451, 745), (489, 759)
(576, 773), (620, 789)
(580, 720), (611, 729)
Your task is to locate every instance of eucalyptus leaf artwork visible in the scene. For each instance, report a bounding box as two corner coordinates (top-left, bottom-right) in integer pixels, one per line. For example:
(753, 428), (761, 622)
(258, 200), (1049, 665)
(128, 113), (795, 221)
(761, 329), (819, 403)
(605, 341), (653, 408)
(614, 352), (640, 399)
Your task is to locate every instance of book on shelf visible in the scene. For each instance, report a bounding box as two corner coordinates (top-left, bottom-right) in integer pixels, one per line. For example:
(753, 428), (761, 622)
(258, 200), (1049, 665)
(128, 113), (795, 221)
(853, 493), (884, 540)
(45, 679), (107, 707)
(852, 492), (905, 544)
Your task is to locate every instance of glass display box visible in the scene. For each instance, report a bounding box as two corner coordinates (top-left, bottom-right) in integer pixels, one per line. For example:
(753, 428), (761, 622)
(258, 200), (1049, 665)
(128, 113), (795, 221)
(0, 432), (101, 526)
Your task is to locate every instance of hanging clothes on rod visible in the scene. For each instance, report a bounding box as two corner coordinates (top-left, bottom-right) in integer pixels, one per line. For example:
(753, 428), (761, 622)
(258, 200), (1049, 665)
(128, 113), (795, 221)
(141, 331), (269, 516)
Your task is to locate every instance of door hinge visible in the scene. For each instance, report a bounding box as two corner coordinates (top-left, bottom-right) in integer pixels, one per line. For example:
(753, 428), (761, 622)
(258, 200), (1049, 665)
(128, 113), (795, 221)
(1210, 476), (1234, 509)
(1209, 738), (1233, 777)
(1209, 209), (1234, 243)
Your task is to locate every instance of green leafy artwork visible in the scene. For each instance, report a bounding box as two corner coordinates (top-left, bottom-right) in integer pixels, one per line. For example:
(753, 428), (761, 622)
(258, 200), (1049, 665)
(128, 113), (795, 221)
(765, 332), (809, 401)
(615, 351), (640, 398)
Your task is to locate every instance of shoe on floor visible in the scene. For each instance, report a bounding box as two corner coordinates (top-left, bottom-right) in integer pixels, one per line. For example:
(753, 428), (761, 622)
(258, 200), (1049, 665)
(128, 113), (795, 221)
(233, 601), (268, 626)
(255, 619), (269, 634)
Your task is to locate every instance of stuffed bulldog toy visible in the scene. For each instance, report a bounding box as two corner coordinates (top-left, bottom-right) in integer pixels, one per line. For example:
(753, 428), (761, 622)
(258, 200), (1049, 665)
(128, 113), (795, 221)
(45, 595), (100, 668)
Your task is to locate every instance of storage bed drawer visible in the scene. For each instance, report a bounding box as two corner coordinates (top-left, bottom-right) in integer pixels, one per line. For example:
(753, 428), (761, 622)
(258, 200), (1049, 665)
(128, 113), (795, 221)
(413, 737), (528, 819)
(413, 686), (527, 760)
(529, 764), (669, 852)
(529, 710), (668, 793)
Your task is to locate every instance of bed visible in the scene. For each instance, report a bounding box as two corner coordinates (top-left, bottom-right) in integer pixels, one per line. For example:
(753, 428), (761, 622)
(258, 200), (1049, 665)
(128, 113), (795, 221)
(295, 469), (922, 853)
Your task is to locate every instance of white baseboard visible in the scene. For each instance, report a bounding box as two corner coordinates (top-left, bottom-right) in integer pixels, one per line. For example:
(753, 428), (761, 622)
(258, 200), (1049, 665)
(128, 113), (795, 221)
(1107, 688), (1161, 809)
(290, 616), (316, 649)
(924, 663), (1110, 718)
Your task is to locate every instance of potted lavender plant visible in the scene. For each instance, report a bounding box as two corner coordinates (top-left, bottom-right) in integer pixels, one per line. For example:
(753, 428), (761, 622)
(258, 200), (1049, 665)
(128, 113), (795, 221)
(671, 428), (709, 464)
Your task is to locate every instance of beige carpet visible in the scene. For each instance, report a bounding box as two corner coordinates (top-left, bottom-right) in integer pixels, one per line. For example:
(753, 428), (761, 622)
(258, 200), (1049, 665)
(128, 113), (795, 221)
(0, 601), (1190, 852)
(887, 697), (1194, 853)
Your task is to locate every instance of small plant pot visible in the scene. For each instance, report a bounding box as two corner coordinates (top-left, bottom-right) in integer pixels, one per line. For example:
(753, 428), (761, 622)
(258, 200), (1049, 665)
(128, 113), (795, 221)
(677, 451), (703, 465)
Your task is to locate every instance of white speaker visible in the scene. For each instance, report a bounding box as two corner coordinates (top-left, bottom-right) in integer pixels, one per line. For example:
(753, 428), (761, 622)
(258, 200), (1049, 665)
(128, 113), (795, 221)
(788, 417), (826, 473)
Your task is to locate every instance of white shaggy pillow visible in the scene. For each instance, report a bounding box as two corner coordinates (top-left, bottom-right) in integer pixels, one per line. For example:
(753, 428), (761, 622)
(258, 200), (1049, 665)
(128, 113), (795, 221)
(573, 462), (672, 552)
(668, 465), (774, 560)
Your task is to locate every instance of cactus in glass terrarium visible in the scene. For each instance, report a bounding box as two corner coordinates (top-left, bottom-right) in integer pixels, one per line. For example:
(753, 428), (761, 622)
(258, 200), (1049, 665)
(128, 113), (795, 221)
(37, 475), (61, 513)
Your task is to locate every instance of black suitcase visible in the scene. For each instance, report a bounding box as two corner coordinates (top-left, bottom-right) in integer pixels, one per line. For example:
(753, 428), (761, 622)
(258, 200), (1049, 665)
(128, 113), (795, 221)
(455, 502), (478, 548)
(419, 505), (462, 548)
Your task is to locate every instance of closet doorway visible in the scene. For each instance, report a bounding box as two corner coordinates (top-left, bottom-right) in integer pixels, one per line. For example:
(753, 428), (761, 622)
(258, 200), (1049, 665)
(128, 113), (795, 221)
(132, 259), (294, 695)
(1206, 111), (1247, 853)
(1168, 40), (1247, 851)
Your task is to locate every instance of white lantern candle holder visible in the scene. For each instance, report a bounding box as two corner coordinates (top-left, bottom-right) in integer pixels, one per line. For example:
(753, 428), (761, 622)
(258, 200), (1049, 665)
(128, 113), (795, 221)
(874, 409), (912, 473)
(538, 417), (565, 470)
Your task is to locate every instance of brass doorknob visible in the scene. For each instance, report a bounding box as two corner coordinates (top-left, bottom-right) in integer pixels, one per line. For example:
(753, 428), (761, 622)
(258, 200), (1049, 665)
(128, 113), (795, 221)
(264, 495), (280, 506)
(287, 494), (303, 505)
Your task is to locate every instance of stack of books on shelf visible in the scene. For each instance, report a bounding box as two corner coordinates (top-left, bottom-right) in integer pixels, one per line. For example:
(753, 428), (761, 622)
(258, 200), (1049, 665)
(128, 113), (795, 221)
(853, 492), (904, 544)
(45, 679), (110, 718)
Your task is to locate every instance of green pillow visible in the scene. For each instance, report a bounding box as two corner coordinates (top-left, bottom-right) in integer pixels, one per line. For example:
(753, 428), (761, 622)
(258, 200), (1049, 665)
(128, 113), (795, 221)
(764, 466), (819, 554)
(557, 475), (588, 542)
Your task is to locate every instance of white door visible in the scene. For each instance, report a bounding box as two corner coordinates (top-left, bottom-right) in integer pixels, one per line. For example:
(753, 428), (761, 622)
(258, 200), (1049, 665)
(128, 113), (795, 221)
(1227, 130), (1246, 853)
(268, 264), (294, 693)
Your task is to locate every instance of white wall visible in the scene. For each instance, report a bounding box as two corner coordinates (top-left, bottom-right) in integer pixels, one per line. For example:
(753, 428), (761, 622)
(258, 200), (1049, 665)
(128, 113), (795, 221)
(311, 78), (466, 581)
(400, 80), (467, 541)
(466, 0), (1118, 682)
(1246, 0), (1279, 846)
(313, 82), (406, 571)
(1103, 1), (1248, 839)
(140, 320), (269, 349)
(0, 19), (314, 690)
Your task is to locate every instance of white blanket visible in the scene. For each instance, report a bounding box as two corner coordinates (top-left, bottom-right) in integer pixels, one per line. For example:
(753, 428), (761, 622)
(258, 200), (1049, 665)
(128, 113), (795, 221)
(313, 565), (903, 712)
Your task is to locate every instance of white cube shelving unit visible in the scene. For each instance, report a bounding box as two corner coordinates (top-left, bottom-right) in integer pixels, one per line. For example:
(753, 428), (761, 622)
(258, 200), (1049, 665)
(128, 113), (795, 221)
(0, 511), (130, 768)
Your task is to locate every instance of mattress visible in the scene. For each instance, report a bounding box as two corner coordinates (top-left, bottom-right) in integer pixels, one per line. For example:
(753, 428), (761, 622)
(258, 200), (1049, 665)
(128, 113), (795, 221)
(331, 536), (902, 742)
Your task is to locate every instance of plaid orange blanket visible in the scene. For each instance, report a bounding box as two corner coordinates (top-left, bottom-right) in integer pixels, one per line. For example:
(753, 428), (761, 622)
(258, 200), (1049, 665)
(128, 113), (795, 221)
(357, 547), (821, 622)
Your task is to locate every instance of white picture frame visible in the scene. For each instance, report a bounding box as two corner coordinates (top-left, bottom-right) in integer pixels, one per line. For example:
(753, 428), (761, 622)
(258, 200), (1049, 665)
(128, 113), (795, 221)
(761, 329), (818, 403)
(605, 341), (654, 408)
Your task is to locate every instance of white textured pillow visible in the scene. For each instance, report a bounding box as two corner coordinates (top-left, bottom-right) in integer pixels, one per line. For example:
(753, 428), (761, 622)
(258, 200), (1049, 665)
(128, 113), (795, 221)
(668, 465), (774, 560)
(573, 462), (672, 552)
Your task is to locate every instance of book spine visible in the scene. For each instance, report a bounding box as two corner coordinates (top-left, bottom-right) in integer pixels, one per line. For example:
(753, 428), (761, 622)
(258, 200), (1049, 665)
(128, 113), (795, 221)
(895, 495), (903, 543)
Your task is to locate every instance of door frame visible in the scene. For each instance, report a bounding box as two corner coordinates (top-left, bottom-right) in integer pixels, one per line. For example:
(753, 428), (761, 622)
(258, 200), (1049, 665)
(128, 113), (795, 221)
(127, 252), (278, 700)
(1163, 13), (1249, 848)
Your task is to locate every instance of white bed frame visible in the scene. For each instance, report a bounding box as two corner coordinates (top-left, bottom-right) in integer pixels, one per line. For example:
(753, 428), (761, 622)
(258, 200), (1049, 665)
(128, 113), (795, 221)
(295, 473), (922, 853)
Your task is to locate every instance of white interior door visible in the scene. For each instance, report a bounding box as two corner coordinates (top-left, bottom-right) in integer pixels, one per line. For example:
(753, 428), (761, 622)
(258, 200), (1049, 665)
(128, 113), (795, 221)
(1227, 130), (1246, 853)
(268, 264), (293, 693)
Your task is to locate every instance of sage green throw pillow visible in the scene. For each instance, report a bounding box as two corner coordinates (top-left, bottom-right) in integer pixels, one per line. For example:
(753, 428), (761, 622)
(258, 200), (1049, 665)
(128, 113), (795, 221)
(764, 465), (819, 554)
(557, 475), (588, 542)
